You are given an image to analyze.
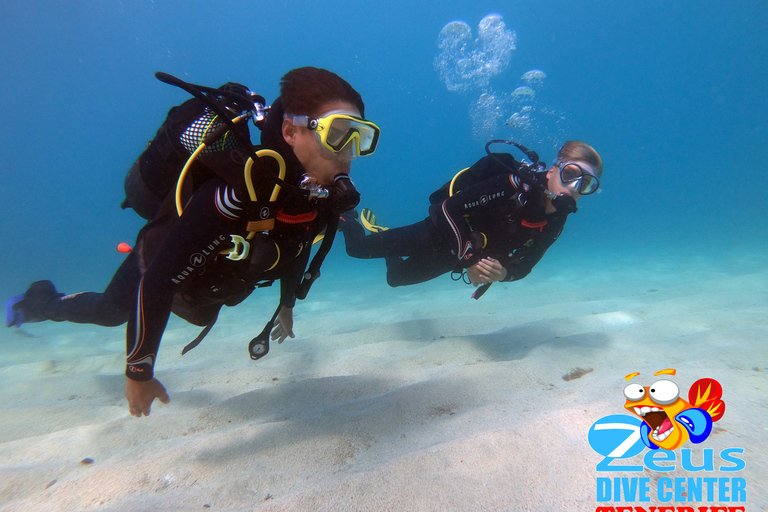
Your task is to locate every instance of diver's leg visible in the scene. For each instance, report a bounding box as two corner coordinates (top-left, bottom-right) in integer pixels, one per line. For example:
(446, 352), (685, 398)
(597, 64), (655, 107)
(32, 204), (180, 327)
(22, 252), (142, 327)
(385, 251), (456, 287)
(340, 217), (435, 260)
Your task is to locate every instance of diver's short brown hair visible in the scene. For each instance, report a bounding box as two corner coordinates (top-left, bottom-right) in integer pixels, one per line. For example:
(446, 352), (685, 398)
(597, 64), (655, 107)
(280, 67), (365, 118)
(558, 141), (603, 177)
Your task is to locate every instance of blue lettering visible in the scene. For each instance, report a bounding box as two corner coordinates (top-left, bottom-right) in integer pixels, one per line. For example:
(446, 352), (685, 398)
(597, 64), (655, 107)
(596, 456), (643, 472)
(681, 448), (714, 471)
(674, 477), (686, 501)
(621, 477), (638, 501)
(719, 477), (730, 501)
(644, 450), (676, 472)
(703, 477), (717, 501)
(639, 478), (651, 502)
(719, 448), (746, 472)
(731, 477), (746, 501)
(688, 477), (702, 502)
(595, 477), (653, 502)
(657, 477), (673, 502)
(596, 477), (611, 501)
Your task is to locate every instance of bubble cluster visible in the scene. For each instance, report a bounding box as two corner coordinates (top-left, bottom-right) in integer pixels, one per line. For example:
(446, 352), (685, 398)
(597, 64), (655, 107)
(434, 14), (516, 93)
(470, 93), (503, 138)
(434, 15), (567, 150)
(521, 69), (547, 84)
(467, 79), (567, 151)
(510, 86), (535, 99)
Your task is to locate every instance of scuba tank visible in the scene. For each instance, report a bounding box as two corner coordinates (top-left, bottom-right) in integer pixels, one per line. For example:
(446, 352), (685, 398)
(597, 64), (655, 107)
(122, 76), (267, 221)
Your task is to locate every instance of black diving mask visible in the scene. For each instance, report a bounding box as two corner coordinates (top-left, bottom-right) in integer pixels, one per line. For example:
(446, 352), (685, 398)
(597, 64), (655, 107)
(555, 159), (600, 195)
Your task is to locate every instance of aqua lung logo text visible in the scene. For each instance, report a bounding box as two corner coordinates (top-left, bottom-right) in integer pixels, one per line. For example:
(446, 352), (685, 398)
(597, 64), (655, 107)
(171, 235), (227, 284)
(190, 254), (206, 267)
(260, 207), (270, 219)
(464, 191), (504, 210)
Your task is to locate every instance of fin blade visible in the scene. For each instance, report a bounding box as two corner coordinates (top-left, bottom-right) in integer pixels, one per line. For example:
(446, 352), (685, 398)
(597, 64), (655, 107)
(360, 208), (388, 233)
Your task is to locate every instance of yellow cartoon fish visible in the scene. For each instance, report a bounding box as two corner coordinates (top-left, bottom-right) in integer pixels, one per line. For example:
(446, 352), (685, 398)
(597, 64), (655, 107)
(623, 369), (725, 450)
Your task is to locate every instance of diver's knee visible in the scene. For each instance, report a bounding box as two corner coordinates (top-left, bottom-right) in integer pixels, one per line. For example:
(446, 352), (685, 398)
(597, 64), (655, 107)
(385, 273), (406, 288)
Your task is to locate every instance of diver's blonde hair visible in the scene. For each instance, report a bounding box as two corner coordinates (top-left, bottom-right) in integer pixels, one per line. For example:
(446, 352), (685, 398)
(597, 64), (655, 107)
(558, 141), (602, 177)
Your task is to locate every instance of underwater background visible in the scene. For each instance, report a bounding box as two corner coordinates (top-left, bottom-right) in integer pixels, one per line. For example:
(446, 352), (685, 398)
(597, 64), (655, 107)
(1, 0), (766, 306)
(1, 2), (768, 510)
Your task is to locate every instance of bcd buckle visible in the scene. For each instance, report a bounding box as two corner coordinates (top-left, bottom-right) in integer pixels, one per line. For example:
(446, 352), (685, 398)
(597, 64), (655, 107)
(226, 235), (250, 261)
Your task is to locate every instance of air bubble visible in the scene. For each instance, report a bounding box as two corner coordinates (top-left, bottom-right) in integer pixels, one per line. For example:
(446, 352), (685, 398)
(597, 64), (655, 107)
(434, 14), (516, 93)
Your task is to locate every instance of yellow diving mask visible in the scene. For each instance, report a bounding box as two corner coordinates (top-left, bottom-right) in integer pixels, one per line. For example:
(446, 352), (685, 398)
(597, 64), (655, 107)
(286, 112), (380, 156)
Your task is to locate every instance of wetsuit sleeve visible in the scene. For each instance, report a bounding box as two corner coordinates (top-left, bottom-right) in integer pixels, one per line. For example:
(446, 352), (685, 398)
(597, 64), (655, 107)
(500, 219), (566, 282)
(430, 172), (523, 266)
(125, 179), (247, 381)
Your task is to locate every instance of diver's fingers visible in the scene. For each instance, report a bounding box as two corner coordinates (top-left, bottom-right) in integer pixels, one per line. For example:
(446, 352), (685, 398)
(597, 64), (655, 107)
(477, 258), (503, 277)
(475, 261), (495, 278)
(277, 328), (295, 344)
(270, 323), (296, 343)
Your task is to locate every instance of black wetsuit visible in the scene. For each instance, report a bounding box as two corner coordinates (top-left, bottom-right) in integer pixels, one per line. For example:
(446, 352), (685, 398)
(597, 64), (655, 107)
(341, 154), (569, 287)
(40, 97), (335, 381)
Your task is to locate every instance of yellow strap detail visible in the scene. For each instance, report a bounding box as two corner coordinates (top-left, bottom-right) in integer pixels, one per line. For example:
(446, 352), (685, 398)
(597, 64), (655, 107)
(200, 115), (218, 146)
(246, 219), (275, 232)
(175, 114), (249, 217)
(266, 242), (281, 272)
(176, 142), (209, 216)
(175, 130), (289, 260)
(448, 167), (471, 197)
(243, 149), (286, 203)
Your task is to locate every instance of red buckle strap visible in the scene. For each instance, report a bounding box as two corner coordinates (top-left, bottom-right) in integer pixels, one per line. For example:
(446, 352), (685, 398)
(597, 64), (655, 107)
(521, 219), (547, 232)
(276, 211), (317, 224)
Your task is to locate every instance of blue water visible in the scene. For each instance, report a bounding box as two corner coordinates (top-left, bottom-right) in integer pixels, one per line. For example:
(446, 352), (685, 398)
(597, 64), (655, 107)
(1, 3), (768, 509)
(0, 0), (766, 299)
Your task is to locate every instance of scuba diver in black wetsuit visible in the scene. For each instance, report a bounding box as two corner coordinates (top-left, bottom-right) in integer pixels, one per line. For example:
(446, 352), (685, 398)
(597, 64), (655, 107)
(340, 140), (602, 299)
(5, 67), (381, 418)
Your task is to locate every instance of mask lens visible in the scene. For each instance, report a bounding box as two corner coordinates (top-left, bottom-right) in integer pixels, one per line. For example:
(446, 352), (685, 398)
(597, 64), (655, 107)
(559, 164), (578, 181)
(579, 175), (599, 194)
(326, 118), (355, 147)
(560, 162), (599, 195)
(357, 125), (377, 154)
(320, 115), (380, 156)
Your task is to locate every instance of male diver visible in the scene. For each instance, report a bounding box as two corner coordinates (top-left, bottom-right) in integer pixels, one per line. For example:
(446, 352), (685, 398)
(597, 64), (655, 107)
(6, 67), (381, 417)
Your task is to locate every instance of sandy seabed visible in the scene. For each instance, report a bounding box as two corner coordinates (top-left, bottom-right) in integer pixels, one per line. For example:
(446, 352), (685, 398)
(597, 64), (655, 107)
(1, 248), (766, 511)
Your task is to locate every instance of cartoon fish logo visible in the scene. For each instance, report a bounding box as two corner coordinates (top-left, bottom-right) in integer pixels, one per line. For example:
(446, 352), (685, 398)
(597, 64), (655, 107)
(623, 369), (725, 450)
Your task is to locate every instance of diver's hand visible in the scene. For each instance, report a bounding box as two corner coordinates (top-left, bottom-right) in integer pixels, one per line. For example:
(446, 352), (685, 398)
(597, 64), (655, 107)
(125, 377), (169, 418)
(466, 258), (507, 286)
(271, 306), (295, 344)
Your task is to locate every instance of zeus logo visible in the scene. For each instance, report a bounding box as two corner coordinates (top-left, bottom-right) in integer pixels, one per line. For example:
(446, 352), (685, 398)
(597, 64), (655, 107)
(588, 415), (646, 471)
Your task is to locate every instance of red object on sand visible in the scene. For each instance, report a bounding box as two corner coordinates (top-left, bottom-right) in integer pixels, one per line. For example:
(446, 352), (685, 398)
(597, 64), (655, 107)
(117, 242), (132, 253)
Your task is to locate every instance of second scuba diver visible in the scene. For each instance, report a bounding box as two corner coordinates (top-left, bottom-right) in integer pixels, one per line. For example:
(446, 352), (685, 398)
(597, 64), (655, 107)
(6, 67), (381, 417)
(340, 140), (602, 299)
